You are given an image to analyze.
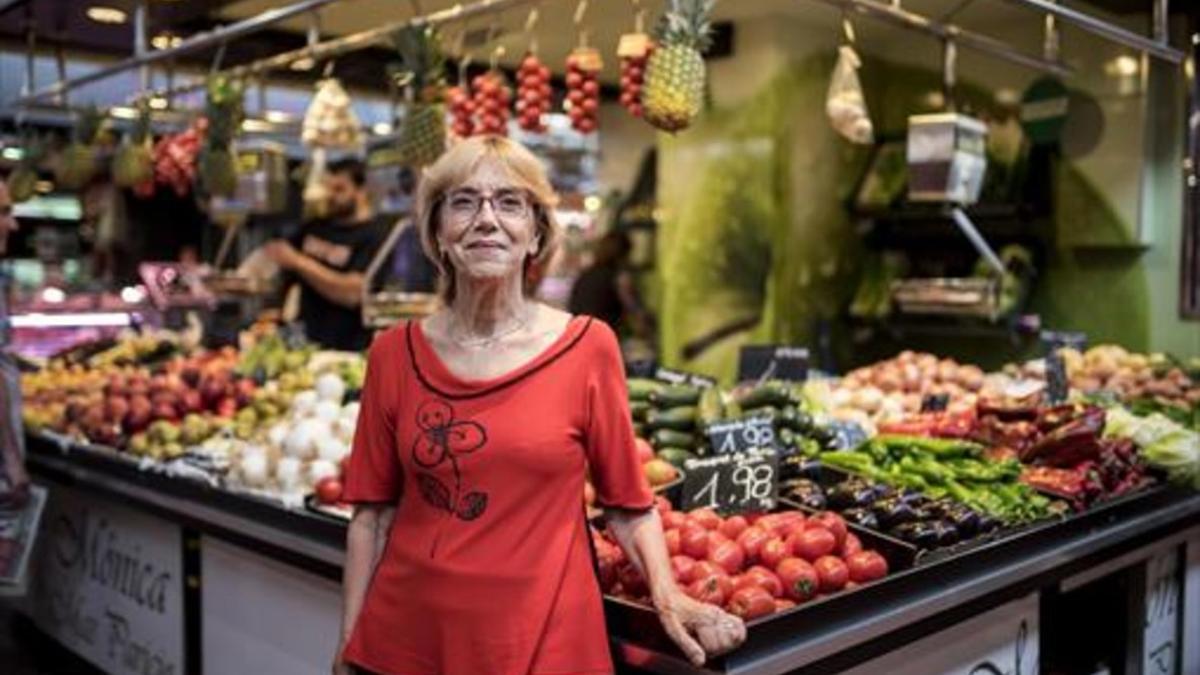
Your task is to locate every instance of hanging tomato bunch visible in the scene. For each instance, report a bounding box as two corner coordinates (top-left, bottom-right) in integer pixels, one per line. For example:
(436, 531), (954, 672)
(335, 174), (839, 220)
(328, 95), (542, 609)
(516, 54), (553, 133)
(618, 34), (653, 118)
(471, 72), (511, 137)
(565, 47), (601, 134)
(446, 85), (475, 138)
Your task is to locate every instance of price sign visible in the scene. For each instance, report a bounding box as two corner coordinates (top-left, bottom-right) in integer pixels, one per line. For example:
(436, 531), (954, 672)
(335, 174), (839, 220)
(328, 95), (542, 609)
(737, 345), (810, 383)
(625, 359), (658, 379)
(1143, 548), (1182, 675)
(654, 366), (718, 389)
(1040, 331), (1085, 405)
(920, 393), (950, 413)
(681, 448), (779, 515)
(825, 419), (870, 450)
(706, 416), (782, 455)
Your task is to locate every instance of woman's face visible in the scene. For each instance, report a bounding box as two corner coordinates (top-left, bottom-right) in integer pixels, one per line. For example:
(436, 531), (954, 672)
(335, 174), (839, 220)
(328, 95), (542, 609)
(437, 158), (539, 287)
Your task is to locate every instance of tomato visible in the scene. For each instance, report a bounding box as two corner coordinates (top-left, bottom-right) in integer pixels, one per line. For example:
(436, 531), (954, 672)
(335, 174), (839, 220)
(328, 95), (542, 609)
(791, 527), (837, 562)
(664, 529), (682, 556)
(841, 532), (863, 557)
(813, 556), (850, 593)
(810, 512), (848, 548)
(759, 512), (804, 539)
(315, 477), (343, 504)
(671, 555), (697, 583)
(687, 574), (729, 606)
(774, 598), (797, 612)
(661, 511), (688, 531)
(759, 538), (790, 570)
(706, 530), (733, 551)
(736, 527), (772, 564)
(635, 437), (655, 463)
(775, 557), (819, 602)
(777, 515), (808, 540)
(740, 565), (783, 598)
(681, 527), (710, 559)
(690, 508), (723, 531)
(708, 540), (746, 575)
(846, 551), (889, 583)
(618, 563), (648, 597)
(655, 496), (673, 514)
(727, 586), (775, 620)
(719, 515), (749, 540)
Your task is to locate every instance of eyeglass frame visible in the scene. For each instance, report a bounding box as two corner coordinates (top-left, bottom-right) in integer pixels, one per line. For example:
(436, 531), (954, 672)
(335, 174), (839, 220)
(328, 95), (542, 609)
(437, 187), (539, 224)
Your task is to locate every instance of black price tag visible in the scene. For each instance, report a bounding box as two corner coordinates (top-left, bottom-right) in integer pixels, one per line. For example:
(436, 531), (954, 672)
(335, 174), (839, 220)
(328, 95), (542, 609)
(654, 366), (718, 389)
(824, 419), (869, 450)
(1039, 330), (1088, 352)
(920, 393), (950, 413)
(705, 416), (782, 455)
(1045, 352), (1069, 404)
(681, 448), (779, 515)
(737, 345), (810, 383)
(625, 359), (658, 379)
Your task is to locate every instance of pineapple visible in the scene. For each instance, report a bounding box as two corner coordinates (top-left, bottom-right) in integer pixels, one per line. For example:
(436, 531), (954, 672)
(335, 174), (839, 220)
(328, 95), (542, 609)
(392, 26), (447, 168)
(642, 0), (716, 133)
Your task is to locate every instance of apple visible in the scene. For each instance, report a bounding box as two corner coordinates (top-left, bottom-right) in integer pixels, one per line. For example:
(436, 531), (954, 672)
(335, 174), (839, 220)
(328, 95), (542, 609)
(106, 396), (130, 423)
(215, 397), (238, 418)
(643, 459), (678, 486)
(181, 389), (203, 414)
(200, 377), (226, 407)
(152, 401), (179, 422)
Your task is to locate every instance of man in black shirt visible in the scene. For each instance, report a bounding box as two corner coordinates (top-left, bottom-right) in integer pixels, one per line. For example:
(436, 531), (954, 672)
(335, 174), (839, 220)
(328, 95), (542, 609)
(263, 158), (390, 351)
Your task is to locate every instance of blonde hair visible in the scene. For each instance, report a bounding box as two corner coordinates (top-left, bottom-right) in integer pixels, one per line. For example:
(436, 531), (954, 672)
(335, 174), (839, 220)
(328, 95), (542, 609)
(415, 136), (560, 303)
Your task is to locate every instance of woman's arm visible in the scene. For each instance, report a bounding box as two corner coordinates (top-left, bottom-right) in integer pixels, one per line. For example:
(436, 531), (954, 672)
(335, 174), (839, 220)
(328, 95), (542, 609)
(334, 504), (395, 673)
(606, 508), (746, 667)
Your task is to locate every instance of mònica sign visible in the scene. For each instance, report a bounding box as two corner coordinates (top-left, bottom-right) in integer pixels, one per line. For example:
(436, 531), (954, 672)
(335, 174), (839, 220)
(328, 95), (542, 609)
(31, 484), (183, 675)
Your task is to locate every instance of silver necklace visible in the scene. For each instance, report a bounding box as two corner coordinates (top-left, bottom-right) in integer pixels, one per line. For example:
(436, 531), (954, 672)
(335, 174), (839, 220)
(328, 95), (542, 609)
(448, 312), (532, 348)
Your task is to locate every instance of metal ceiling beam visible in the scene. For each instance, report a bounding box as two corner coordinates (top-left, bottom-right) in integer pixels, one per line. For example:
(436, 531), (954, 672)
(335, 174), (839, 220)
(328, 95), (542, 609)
(6, 0), (347, 107)
(804, 0), (1074, 77)
(999, 0), (1184, 63)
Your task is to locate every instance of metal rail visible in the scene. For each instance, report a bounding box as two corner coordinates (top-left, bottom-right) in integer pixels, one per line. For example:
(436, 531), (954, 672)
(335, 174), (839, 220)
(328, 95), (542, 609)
(1000, 0), (1184, 64)
(7, 0), (347, 107)
(805, 0), (1073, 77)
(140, 0), (545, 103)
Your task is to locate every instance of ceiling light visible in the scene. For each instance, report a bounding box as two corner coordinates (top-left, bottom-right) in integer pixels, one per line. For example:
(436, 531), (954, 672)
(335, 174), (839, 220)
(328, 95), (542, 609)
(1105, 55), (1139, 78)
(41, 287), (67, 304)
(110, 106), (138, 120)
(241, 119), (274, 133)
(994, 88), (1020, 106)
(152, 33), (183, 50)
(1, 147), (24, 161)
(148, 96), (168, 110)
(583, 195), (602, 212)
(86, 6), (128, 25)
(372, 122), (393, 135)
(290, 57), (316, 72)
(264, 110), (293, 124)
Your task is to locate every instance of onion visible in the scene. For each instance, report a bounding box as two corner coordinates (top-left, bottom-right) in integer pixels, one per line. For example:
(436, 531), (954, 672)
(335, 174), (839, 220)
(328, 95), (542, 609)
(283, 418), (328, 459)
(307, 459), (339, 486)
(276, 456), (303, 491)
(290, 390), (318, 418)
(314, 400), (341, 423)
(239, 447), (270, 487)
(315, 372), (347, 403)
(317, 435), (350, 463)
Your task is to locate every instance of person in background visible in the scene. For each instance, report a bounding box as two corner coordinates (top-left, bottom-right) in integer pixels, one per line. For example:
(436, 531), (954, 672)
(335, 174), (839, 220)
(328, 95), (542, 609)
(262, 158), (391, 351)
(0, 180), (30, 508)
(568, 229), (644, 334)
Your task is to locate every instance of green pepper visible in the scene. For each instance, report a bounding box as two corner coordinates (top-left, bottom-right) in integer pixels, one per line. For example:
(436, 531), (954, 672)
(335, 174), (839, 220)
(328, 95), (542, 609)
(876, 434), (984, 459)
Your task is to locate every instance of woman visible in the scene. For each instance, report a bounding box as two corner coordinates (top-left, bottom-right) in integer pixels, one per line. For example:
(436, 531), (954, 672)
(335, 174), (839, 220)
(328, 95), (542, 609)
(335, 136), (745, 675)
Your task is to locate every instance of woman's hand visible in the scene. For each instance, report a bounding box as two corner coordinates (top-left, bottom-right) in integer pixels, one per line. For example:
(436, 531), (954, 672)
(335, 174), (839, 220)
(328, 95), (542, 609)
(656, 586), (746, 667)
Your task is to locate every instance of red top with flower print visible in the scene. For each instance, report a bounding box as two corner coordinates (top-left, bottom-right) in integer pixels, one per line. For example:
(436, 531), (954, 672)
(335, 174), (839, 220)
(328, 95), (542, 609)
(341, 316), (653, 675)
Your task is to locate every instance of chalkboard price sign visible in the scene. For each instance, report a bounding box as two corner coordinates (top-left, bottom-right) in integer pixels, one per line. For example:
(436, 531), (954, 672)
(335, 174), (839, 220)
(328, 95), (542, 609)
(920, 393), (950, 413)
(824, 419), (870, 450)
(655, 366), (718, 389)
(737, 345), (810, 383)
(706, 416), (781, 455)
(681, 448), (779, 515)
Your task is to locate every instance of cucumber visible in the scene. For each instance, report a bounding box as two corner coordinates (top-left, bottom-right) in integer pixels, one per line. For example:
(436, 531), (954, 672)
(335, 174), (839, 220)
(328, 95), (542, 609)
(627, 378), (664, 402)
(736, 381), (794, 410)
(656, 447), (698, 468)
(630, 400), (651, 423)
(645, 406), (698, 432)
(651, 429), (696, 449)
(650, 385), (702, 409)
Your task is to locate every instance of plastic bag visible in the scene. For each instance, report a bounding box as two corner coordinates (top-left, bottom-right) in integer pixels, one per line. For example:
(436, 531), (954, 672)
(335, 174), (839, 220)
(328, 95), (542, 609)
(826, 45), (874, 145)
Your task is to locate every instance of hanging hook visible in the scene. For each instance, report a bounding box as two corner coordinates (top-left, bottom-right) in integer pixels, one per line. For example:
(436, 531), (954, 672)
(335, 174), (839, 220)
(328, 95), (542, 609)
(575, 0), (590, 48)
(842, 13), (857, 46)
(209, 41), (228, 76)
(525, 6), (540, 55)
(631, 0), (645, 34)
(942, 34), (958, 112)
(323, 58), (337, 79)
(1043, 2), (1060, 63)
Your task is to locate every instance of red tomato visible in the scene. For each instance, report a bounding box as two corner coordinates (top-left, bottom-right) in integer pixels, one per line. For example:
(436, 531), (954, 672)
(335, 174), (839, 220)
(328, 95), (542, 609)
(671, 555), (697, 583)
(841, 532), (863, 557)
(690, 508), (723, 531)
(774, 598), (797, 612)
(791, 527), (837, 562)
(681, 527), (710, 559)
(662, 511), (688, 531)
(315, 477), (343, 504)
(708, 540), (746, 575)
(687, 574), (729, 606)
(813, 556), (850, 593)
(664, 529), (682, 556)
(736, 527), (772, 564)
(810, 512), (848, 548)
(846, 551), (889, 583)
(759, 538), (790, 570)
(775, 557), (819, 602)
(727, 586), (775, 620)
(740, 565), (784, 598)
(655, 496), (673, 514)
(719, 515), (750, 540)
(706, 531), (732, 556)
(618, 563), (648, 597)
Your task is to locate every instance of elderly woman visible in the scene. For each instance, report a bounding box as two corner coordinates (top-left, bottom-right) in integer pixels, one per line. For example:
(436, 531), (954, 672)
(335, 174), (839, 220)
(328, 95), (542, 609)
(335, 136), (744, 675)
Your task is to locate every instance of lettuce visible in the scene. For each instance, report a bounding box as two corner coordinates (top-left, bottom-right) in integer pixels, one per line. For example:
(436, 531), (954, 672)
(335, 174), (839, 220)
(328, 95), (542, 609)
(1104, 406), (1200, 488)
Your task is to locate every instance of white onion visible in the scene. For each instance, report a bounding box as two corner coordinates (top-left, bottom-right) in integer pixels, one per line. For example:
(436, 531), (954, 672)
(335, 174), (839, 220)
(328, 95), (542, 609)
(276, 456), (303, 491)
(340, 401), (360, 421)
(308, 459), (339, 486)
(314, 399), (341, 423)
(283, 418), (328, 459)
(267, 422), (289, 450)
(240, 449), (270, 487)
(315, 373), (346, 403)
(316, 435), (350, 463)
(290, 390), (318, 417)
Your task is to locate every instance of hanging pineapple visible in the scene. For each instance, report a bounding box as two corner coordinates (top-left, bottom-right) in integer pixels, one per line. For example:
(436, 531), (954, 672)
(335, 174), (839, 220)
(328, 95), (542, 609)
(391, 25), (448, 168)
(55, 107), (105, 190)
(6, 134), (45, 203)
(641, 0), (716, 133)
(198, 74), (245, 197)
(113, 103), (155, 189)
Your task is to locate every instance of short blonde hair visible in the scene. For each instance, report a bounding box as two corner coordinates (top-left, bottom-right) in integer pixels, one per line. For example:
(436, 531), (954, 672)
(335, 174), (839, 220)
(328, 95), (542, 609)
(416, 136), (560, 303)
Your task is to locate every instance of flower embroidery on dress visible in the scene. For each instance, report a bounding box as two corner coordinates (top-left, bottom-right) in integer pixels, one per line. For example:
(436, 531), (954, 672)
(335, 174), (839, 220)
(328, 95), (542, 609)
(412, 399), (489, 527)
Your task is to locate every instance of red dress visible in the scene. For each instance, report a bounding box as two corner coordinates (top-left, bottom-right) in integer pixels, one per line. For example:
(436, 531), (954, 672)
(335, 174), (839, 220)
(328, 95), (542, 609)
(342, 316), (654, 675)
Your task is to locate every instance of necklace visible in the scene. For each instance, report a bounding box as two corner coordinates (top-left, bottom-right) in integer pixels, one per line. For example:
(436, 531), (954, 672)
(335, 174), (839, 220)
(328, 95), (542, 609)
(447, 310), (533, 348)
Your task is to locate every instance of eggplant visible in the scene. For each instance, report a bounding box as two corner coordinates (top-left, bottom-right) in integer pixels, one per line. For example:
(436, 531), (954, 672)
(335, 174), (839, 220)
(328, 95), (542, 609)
(890, 522), (940, 549)
(976, 514), (1001, 534)
(897, 490), (931, 508)
(841, 508), (880, 530)
(782, 479), (828, 510)
(781, 456), (823, 481)
(827, 482), (877, 510)
(870, 497), (918, 529)
(930, 521), (961, 546)
(941, 506), (980, 539)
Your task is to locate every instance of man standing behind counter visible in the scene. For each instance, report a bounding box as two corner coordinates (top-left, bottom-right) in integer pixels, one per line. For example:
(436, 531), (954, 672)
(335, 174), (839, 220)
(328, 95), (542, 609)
(263, 158), (390, 351)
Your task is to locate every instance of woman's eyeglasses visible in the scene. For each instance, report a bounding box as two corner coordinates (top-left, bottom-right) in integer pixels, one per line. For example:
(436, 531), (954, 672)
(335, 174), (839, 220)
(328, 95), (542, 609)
(444, 189), (533, 222)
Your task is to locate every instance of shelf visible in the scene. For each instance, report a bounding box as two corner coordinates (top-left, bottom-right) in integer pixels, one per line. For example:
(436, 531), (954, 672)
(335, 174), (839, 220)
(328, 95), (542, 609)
(849, 313), (1043, 342)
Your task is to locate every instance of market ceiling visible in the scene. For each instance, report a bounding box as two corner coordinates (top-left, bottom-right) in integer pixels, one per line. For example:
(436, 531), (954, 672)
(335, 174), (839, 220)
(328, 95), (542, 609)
(0, 0), (1181, 91)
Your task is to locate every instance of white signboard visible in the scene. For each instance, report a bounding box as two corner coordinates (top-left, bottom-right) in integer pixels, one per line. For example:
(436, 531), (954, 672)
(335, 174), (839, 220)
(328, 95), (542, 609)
(1144, 547), (1182, 675)
(31, 484), (184, 675)
(843, 593), (1039, 675)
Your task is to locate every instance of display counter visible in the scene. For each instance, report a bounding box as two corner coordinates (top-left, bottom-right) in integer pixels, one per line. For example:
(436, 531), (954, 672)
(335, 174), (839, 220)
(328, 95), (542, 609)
(21, 431), (1200, 675)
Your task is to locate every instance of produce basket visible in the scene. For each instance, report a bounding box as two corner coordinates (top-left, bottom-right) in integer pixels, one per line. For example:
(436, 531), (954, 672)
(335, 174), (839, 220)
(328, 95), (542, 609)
(362, 291), (440, 328)
(891, 277), (1000, 319)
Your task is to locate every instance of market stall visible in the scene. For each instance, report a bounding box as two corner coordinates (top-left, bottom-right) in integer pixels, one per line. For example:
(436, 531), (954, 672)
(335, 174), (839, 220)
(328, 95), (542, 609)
(2, 0), (1200, 674)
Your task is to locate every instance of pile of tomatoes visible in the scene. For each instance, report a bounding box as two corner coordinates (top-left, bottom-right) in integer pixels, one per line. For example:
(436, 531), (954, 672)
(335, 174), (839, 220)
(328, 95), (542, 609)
(565, 48), (601, 134)
(516, 54), (553, 133)
(445, 86), (475, 138)
(618, 39), (652, 118)
(470, 72), (512, 137)
(592, 502), (889, 620)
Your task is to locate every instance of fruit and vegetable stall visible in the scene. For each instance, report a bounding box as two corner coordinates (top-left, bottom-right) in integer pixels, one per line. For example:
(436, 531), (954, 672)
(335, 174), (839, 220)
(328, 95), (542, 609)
(19, 332), (1200, 675)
